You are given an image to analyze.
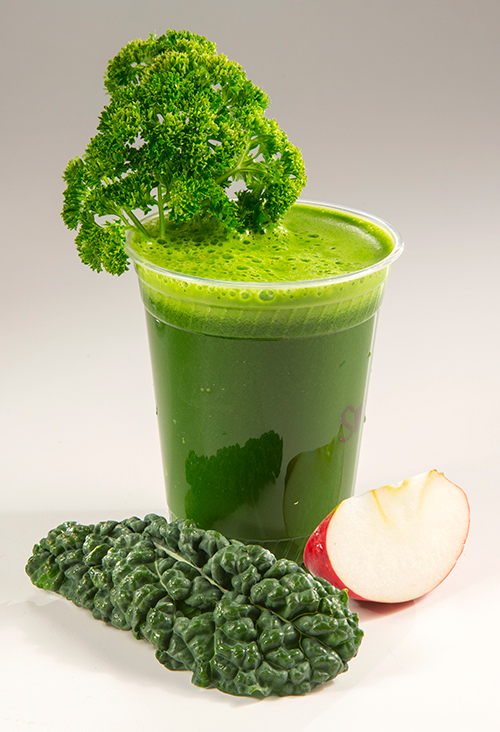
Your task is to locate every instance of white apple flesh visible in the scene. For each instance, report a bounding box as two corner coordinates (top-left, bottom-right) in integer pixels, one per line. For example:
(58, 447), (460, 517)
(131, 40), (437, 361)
(303, 470), (470, 603)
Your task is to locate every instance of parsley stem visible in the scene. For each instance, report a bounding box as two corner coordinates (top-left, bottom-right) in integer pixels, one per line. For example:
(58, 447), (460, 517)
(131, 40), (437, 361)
(157, 184), (166, 240)
(124, 208), (151, 239)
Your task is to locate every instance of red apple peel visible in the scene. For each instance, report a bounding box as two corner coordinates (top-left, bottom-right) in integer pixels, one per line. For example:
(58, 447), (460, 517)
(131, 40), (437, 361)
(303, 470), (470, 603)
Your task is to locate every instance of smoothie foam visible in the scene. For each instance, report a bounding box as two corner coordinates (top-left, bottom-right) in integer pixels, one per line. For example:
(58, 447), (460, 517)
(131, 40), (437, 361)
(126, 202), (400, 339)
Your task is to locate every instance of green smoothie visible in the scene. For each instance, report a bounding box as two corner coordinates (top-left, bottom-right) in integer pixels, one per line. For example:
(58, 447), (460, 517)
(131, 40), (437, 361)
(126, 202), (402, 561)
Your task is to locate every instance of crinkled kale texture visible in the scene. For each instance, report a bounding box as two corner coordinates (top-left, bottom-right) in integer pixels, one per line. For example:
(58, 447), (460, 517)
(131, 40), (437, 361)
(26, 515), (362, 698)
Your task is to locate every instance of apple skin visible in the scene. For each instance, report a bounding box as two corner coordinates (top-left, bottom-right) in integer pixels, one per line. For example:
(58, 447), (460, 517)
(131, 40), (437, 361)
(303, 470), (470, 603)
(304, 509), (369, 601)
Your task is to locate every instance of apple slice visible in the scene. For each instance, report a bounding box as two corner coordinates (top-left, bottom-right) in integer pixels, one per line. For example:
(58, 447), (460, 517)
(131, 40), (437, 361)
(303, 470), (470, 603)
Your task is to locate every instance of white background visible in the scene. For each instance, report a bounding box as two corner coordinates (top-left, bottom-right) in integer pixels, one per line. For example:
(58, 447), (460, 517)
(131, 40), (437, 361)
(1, 1), (499, 729)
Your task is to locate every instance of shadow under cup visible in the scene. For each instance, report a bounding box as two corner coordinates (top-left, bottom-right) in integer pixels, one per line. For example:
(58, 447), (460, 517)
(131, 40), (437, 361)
(126, 202), (403, 563)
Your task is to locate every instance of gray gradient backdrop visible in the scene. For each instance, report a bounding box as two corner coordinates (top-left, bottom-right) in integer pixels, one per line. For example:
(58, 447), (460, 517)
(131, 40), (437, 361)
(1, 1), (499, 730)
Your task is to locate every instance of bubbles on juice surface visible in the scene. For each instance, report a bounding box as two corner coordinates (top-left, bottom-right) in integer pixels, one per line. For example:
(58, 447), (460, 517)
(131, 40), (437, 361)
(131, 203), (394, 284)
(258, 290), (275, 302)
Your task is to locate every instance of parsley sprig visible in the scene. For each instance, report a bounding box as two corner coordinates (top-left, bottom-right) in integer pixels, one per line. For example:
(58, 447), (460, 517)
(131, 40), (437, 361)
(62, 30), (307, 274)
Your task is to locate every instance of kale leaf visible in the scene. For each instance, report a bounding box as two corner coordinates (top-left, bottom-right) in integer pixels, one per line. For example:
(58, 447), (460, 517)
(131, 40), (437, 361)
(26, 515), (362, 698)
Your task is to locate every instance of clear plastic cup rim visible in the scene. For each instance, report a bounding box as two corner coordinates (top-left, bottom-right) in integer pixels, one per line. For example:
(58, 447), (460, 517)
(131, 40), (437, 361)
(124, 200), (404, 290)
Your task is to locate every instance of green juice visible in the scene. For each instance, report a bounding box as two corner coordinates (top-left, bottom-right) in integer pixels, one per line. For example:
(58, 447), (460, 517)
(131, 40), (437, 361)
(127, 202), (402, 561)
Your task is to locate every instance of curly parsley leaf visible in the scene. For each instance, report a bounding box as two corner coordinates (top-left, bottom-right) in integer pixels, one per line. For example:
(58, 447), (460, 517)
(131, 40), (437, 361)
(62, 30), (307, 274)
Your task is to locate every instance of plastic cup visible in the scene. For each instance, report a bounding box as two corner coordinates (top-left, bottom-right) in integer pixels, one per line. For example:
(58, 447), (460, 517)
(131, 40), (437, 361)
(126, 201), (403, 562)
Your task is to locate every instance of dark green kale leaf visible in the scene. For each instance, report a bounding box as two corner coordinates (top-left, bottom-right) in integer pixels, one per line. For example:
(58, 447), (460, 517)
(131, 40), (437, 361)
(26, 515), (362, 698)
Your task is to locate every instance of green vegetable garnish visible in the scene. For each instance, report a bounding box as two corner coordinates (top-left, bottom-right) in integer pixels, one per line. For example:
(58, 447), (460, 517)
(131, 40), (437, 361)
(62, 29), (307, 275)
(26, 515), (362, 698)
